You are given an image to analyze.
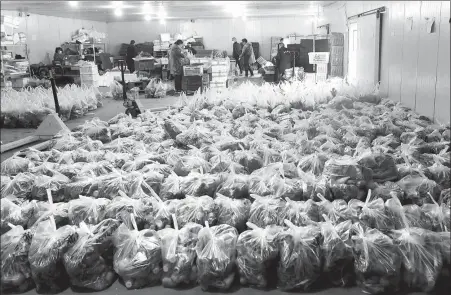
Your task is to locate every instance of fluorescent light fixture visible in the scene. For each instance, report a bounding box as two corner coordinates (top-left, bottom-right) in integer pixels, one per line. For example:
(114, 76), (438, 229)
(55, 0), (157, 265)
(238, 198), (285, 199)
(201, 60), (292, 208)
(145, 15), (152, 21)
(143, 2), (152, 13)
(69, 1), (78, 7)
(114, 8), (123, 16)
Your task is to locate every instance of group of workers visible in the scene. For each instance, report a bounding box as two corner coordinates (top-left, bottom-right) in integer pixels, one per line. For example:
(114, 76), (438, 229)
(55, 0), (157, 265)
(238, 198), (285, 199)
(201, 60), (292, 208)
(232, 37), (255, 77)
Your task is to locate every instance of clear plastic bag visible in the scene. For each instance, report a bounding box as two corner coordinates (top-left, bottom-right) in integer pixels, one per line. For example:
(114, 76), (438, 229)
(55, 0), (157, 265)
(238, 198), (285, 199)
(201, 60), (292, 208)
(30, 173), (70, 202)
(1, 172), (35, 199)
(350, 223), (401, 295)
(298, 152), (328, 176)
(214, 194), (251, 232)
(316, 193), (352, 224)
(180, 172), (220, 197)
(216, 172), (249, 199)
(68, 196), (110, 226)
(282, 198), (319, 226)
(1, 198), (35, 234)
(104, 191), (153, 229)
(159, 218), (202, 288)
(320, 218), (354, 287)
(233, 150), (264, 173)
(113, 219), (162, 289)
(277, 221), (322, 291)
(236, 223), (280, 288)
(28, 219), (78, 293)
(1, 156), (33, 176)
(421, 193), (450, 232)
(175, 195), (217, 228)
(160, 172), (184, 200)
(397, 174), (441, 206)
(249, 195), (285, 227)
(196, 223), (238, 291)
(63, 219), (120, 291)
(1, 225), (34, 293)
(357, 153), (398, 183)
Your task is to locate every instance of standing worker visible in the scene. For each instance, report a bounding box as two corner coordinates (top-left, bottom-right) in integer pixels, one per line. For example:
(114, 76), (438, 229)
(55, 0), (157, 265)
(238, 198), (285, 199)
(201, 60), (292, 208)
(239, 38), (254, 77)
(126, 40), (138, 73)
(170, 39), (186, 94)
(232, 37), (242, 75)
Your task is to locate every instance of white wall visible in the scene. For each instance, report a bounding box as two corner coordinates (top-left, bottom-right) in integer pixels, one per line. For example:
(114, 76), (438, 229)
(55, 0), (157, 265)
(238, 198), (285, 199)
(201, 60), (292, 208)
(320, 1), (450, 123)
(1, 10), (107, 64)
(107, 16), (315, 60)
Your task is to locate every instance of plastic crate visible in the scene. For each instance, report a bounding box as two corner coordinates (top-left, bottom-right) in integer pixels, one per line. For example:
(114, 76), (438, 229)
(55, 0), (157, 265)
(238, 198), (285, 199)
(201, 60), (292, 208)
(308, 52), (330, 64)
(183, 65), (204, 76)
(316, 64), (328, 74)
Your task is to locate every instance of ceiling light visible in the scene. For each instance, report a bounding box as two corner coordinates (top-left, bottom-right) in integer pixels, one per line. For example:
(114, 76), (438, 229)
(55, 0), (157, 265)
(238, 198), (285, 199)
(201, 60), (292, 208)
(145, 15), (152, 21)
(114, 8), (123, 16)
(112, 1), (123, 8)
(69, 1), (78, 7)
(143, 2), (152, 13)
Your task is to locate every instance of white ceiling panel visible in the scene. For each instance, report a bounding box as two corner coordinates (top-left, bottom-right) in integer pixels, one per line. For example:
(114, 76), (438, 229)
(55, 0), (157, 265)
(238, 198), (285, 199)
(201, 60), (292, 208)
(1, 1), (336, 22)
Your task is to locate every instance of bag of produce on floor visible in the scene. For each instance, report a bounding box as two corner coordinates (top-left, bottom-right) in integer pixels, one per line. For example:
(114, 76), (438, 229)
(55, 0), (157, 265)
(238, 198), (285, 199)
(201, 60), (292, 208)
(216, 172), (249, 199)
(320, 218), (354, 287)
(1, 225), (34, 293)
(160, 217), (202, 288)
(316, 193), (352, 224)
(214, 194), (251, 232)
(349, 190), (394, 232)
(424, 162), (450, 189)
(233, 149), (264, 173)
(248, 175), (273, 196)
(282, 198), (319, 226)
(390, 223), (443, 292)
(175, 195), (217, 228)
(27, 199), (70, 231)
(28, 219), (78, 293)
(323, 156), (372, 185)
(372, 134), (401, 150)
(372, 181), (404, 201)
(1, 175), (13, 193)
(1, 198), (35, 234)
(350, 223), (401, 294)
(249, 194), (285, 227)
(63, 219), (120, 291)
(196, 223), (238, 291)
(71, 148), (105, 163)
(175, 124), (214, 148)
(2, 156), (34, 177)
(385, 197), (433, 230)
(421, 193), (450, 232)
(160, 172), (185, 200)
(439, 188), (450, 207)
(149, 191), (176, 230)
(170, 154), (211, 177)
(297, 152), (328, 176)
(357, 153), (399, 183)
(266, 174), (303, 201)
(396, 174), (441, 206)
(236, 223), (280, 288)
(105, 191), (153, 229)
(180, 172), (220, 197)
(30, 173), (71, 202)
(72, 118), (112, 143)
(277, 221), (322, 291)
(67, 196), (110, 226)
(93, 169), (133, 199)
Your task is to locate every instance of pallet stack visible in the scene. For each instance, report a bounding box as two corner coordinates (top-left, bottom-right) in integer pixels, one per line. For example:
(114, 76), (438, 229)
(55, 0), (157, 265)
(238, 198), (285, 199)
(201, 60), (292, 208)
(329, 33), (344, 77)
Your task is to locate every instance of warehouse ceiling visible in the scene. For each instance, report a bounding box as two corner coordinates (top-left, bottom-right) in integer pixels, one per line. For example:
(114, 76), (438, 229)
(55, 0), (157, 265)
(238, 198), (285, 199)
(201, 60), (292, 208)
(1, 1), (336, 22)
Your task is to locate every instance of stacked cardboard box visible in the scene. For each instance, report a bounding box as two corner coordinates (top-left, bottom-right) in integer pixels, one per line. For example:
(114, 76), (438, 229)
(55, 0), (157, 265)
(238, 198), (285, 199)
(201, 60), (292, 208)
(329, 33), (344, 77)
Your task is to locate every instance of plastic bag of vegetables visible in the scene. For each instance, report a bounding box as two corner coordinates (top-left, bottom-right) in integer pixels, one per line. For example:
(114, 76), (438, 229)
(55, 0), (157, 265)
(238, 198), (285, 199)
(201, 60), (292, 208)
(249, 194), (285, 227)
(63, 219), (120, 291)
(1, 225), (34, 293)
(216, 172), (249, 199)
(236, 223), (280, 288)
(421, 193), (450, 232)
(196, 223), (238, 291)
(214, 194), (251, 232)
(316, 193), (352, 224)
(28, 219), (78, 294)
(320, 218), (354, 287)
(350, 223), (401, 294)
(160, 172), (185, 200)
(1, 156), (33, 176)
(281, 198), (319, 226)
(277, 221), (322, 291)
(1, 172), (35, 199)
(1, 198), (35, 234)
(105, 191), (153, 230)
(160, 217), (202, 288)
(175, 195), (217, 228)
(113, 216), (162, 289)
(67, 196), (110, 226)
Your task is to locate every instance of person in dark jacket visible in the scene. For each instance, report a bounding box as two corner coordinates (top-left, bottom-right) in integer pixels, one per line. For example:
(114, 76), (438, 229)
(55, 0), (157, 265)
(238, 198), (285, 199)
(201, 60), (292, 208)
(126, 40), (138, 73)
(53, 47), (64, 65)
(170, 39), (186, 93)
(239, 38), (253, 77)
(232, 37), (242, 75)
(186, 43), (197, 55)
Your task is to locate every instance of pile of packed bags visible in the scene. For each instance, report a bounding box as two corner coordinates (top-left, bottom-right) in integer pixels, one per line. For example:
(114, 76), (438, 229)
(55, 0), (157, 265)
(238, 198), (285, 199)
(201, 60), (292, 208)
(1, 77), (450, 294)
(1, 85), (103, 128)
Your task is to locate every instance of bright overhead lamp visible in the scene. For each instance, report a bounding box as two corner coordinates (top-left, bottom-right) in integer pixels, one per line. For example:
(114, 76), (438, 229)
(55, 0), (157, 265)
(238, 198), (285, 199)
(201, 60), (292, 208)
(143, 2), (152, 13)
(114, 8), (123, 16)
(145, 15), (152, 21)
(69, 1), (78, 7)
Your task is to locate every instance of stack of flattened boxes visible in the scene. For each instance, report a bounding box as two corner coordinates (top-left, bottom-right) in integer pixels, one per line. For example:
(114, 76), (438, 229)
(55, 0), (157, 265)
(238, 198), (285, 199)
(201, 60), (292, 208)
(329, 32), (344, 77)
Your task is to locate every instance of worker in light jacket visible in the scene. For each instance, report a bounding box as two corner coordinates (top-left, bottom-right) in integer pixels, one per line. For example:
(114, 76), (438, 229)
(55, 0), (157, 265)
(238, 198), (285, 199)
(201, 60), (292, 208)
(126, 40), (138, 73)
(239, 38), (254, 77)
(232, 37), (242, 75)
(170, 39), (186, 93)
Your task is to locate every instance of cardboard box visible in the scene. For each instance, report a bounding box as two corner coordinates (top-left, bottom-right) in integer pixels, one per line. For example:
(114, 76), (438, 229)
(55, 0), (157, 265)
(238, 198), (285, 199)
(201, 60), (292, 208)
(330, 46), (344, 56)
